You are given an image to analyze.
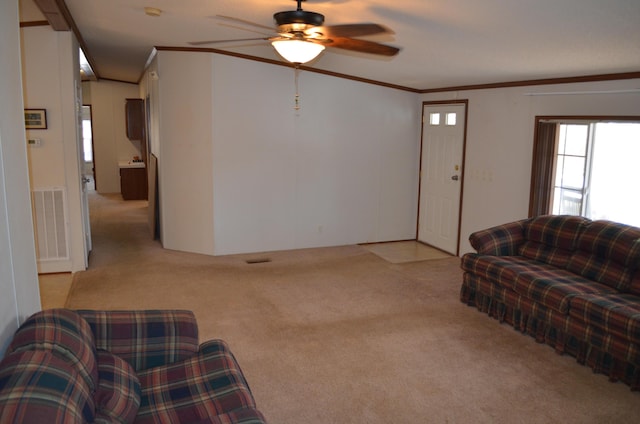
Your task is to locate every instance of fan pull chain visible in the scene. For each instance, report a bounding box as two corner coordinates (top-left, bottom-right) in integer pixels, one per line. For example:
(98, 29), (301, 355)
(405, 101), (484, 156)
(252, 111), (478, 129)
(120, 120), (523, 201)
(294, 65), (301, 110)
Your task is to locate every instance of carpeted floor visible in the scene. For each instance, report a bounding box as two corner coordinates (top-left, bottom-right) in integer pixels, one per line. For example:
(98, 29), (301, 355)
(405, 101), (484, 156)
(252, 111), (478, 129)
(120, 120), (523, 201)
(66, 193), (640, 423)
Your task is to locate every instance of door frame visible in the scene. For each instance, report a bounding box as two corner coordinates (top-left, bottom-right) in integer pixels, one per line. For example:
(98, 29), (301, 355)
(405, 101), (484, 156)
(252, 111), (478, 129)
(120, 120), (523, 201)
(416, 99), (469, 256)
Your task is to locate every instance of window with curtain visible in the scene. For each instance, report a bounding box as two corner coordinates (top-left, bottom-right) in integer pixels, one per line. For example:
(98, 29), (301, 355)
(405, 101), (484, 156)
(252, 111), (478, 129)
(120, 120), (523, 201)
(529, 117), (640, 227)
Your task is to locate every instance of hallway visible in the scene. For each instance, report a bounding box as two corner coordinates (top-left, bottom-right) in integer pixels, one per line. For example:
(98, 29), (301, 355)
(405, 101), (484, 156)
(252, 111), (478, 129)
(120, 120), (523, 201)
(38, 192), (149, 308)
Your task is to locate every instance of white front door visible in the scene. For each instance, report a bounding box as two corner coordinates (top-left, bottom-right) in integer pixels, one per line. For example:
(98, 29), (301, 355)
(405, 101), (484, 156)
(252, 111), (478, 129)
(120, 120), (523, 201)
(418, 103), (466, 255)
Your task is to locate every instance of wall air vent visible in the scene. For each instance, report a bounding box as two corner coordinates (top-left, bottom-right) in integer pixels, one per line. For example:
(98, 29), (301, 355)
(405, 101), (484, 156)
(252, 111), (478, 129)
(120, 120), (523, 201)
(32, 187), (69, 261)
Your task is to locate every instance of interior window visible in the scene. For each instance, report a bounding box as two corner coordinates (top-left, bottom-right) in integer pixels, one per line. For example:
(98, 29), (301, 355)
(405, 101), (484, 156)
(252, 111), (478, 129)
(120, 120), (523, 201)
(531, 118), (640, 227)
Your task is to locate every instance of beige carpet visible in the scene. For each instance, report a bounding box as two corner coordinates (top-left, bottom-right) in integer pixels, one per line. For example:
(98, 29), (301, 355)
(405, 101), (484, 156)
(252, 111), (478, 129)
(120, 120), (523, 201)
(66, 193), (640, 423)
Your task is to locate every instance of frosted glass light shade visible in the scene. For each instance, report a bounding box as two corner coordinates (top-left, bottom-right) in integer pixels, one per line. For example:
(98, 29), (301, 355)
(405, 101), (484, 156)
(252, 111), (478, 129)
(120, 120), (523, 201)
(272, 39), (325, 64)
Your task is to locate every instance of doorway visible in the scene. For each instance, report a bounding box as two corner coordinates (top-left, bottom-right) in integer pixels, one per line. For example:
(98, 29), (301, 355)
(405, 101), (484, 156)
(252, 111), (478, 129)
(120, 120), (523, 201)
(78, 102), (93, 262)
(81, 105), (95, 190)
(417, 101), (467, 255)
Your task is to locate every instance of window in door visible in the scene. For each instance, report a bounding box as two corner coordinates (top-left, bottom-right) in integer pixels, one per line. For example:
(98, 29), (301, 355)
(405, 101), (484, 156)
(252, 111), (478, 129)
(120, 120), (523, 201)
(531, 118), (640, 227)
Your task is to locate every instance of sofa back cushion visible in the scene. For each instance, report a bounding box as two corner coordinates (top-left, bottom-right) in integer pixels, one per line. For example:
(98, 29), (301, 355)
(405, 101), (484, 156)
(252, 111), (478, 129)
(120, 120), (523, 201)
(0, 350), (96, 423)
(7, 309), (99, 393)
(567, 220), (640, 291)
(78, 310), (199, 371)
(519, 215), (589, 267)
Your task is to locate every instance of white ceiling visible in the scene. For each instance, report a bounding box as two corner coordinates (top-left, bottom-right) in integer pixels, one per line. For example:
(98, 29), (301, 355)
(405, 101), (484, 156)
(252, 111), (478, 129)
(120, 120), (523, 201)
(26, 0), (640, 90)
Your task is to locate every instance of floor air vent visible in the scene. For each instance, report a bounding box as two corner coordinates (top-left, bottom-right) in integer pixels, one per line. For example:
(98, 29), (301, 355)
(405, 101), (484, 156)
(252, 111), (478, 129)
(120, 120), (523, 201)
(246, 258), (271, 264)
(32, 188), (69, 261)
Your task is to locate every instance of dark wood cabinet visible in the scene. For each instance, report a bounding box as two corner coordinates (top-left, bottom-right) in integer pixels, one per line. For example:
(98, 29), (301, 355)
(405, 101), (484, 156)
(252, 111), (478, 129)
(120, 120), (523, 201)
(125, 98), (144, 141)
(120, 167), (148, 200)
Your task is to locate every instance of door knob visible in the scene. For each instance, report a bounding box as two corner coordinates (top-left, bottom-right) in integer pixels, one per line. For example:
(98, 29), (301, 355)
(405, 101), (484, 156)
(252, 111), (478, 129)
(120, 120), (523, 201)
(451, 175), (459, 181)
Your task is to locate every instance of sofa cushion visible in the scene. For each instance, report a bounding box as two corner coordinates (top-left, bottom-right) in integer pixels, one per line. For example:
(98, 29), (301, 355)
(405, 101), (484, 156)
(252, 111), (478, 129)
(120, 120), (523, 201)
(463, 272), (510, 302)
(519, 215), (589, 267)
(563, 316), (640, 366)
(567, 220), (640, 291)
(513, 268), (616, 314)
(136, 340), (257, 424)
(462, 254), (556, 290)
(569, 294), (640, 345)
(94, 350), (141, 424)
(0, 350), (95, 423)
(7, 309), (99, 392)
(466, 274), (549, 319)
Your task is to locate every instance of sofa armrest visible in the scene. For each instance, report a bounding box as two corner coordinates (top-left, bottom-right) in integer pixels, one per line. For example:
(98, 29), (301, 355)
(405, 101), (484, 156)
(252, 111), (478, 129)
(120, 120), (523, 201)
(77, 310), (199, 372)
(469, 219), (529, 256)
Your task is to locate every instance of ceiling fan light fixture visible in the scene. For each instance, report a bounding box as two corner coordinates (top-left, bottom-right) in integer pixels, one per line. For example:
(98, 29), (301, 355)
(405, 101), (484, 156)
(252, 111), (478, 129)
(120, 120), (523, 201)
(272, 39), (325, 64)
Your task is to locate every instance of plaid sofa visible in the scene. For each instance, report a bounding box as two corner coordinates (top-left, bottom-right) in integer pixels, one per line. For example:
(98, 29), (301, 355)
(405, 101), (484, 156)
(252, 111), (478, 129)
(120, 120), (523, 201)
(0, 309), (267, 423)
(460, 215), (640, 390)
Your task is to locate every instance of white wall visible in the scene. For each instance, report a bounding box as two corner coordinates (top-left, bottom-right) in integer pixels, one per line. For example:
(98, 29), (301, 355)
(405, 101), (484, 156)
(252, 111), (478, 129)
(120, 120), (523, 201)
(22, 27), (68, 189)
(156, 52), (215, 255)
(0, 0), (41, 355)
(211, 55), (420, 255)
(84, 80), (143, 194)
(152, 52), (638, 258)
(421, 79), (640, 254)
(21, 25), (87, 273)
(154, 51), (420, 256)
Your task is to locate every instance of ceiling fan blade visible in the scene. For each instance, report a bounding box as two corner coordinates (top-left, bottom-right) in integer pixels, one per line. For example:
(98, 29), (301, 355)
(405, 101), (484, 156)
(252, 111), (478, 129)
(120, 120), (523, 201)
(327, 37), (400, 56)
(188, 37), (270, 46)
(215, 15), (275, 32)
(218, 22), (277, 37)
(314, 23), (392, 38)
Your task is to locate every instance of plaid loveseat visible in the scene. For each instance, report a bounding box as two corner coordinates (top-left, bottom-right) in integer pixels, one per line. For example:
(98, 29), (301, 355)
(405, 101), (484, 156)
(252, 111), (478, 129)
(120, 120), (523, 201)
(460, 215), (640, 390)
(0, 309), (267, 423)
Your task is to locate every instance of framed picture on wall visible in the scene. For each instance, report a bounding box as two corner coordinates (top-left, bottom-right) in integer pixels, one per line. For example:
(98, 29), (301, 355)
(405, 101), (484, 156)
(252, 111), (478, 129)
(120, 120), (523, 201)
(24, 109), (47, 129)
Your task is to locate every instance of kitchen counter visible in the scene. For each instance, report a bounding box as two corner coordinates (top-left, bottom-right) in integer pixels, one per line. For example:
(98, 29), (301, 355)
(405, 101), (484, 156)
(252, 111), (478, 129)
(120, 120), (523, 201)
(119, 160), (145, 169)
(119, 162), (147, 200)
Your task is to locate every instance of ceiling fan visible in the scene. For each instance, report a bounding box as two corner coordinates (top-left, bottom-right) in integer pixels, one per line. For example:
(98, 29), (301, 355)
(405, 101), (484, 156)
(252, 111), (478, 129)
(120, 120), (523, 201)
(189, 0), (400, 64)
